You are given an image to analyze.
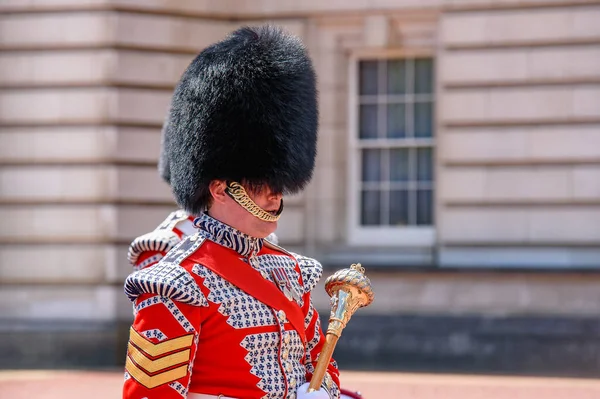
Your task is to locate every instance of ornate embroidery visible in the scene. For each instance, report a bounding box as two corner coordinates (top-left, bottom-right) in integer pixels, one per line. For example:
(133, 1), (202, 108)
(169, 381), (188, 398)
(124, 262), (207, 307)
(241, 332), (286, 399)
(194, 213), (263, 257)
(135, 296), (162, 313)
(284, 330), (308, 397)
(162, 297), (195, 333)
(142, 329), (167, 341)
(304, 309), (322, 373)
(193, 264), (277, 329)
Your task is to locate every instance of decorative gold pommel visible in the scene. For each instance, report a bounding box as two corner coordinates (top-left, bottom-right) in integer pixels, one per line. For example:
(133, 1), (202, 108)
(323, 263), (374, 338)
(306, 263), (375, 393)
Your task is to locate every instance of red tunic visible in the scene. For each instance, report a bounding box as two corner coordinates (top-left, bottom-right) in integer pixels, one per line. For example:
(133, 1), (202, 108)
(122, 213), (340, 399)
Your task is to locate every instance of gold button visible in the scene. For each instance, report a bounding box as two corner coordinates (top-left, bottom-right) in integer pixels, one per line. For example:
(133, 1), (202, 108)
(286, 362), (292, 372)
(277, 310), (286, 322)
(284, 333), (291, 344)
(261, 271), (269, 279)
(290, 377), (296, 387)
(282, 349), (289, 359)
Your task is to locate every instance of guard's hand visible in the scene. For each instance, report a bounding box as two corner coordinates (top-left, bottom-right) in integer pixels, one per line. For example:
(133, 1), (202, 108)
(296, 382), (330, 399)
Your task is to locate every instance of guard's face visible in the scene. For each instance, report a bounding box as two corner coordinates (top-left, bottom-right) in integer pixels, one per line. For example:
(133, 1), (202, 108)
(208, 180), (283, 239)
(240, 184), (283, 237)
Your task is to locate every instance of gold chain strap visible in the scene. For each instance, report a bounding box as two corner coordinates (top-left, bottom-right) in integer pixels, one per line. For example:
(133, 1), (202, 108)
(225, 182), (282, 222)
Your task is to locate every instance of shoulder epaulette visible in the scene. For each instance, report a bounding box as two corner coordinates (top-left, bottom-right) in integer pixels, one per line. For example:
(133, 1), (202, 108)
(127, 230), (181, 268)
(291, 252), (323, 294)
(127, 210), (195, 268)
(124, 261), (208, 307)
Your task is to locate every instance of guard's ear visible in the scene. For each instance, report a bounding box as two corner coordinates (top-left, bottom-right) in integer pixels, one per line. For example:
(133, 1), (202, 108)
(208, 180), (228, 205)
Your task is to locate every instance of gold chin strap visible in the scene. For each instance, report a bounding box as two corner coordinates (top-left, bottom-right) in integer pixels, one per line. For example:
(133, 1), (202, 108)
(225, 181), (283, 222)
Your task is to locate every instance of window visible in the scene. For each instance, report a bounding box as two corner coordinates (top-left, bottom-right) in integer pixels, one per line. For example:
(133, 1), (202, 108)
(348, 57), (435, 246)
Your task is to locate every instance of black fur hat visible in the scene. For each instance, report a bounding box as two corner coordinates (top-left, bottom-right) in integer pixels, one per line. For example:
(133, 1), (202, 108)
(164, 25), (318, 215)
(157, 120), (171, 185)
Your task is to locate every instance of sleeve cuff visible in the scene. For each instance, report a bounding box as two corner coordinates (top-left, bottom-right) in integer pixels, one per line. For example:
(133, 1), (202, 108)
(321, 372), (340, 399)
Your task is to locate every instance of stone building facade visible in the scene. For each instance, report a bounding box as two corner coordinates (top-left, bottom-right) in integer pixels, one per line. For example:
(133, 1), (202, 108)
(2, 0), (600, 375)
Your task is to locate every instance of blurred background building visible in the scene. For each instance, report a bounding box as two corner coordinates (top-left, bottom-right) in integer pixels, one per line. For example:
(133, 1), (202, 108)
(2, 0), (600, 376)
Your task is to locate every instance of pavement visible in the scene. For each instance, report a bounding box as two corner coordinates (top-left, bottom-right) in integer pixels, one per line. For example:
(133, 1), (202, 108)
(2, 370), (600, 398)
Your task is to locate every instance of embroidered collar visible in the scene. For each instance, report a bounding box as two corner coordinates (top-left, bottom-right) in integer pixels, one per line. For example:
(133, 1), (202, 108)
(193, 213), (264, 258)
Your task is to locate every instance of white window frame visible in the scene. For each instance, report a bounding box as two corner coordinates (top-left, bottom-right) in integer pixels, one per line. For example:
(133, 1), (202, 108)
(347, 52), (436, 247)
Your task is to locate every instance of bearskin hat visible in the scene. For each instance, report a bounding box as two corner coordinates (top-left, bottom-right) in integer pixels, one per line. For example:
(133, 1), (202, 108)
(163, 25), (318, 215)
(157, 120), (171, 185)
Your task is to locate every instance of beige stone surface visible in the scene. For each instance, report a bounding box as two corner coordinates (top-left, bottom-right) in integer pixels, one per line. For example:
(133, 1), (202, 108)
(113, 13), (233, 51)
(275, 207), (306, 245)
(442, 208), (600, 243)
(0, 13), (115, 47)
(109, 89), (172, 125)
(443, 86), (600, 123)
(0, 127), (161, 163)
(0, 51), (113, 85)
(442, 50), (528, 82)
(0, 245), (113, 284)
(1, 167), (114, 202)
(114, 205), (184, 240)
(0, 285), (120, 321)
(110, 51), (193, 86)
(0, 165), (174, 203)
(442, 6), (600, 45)
(0, 205), (117, 241)
(0, 0), (109, 8)
(0, 205), (175, 242)
(443, 125), (600, 162)
(443, 46), (600, 83)
(0, 88), (173, 125)
(3, 0), (600, 328)
(441, 167), (600, 202)
(0, 89), (112, 124)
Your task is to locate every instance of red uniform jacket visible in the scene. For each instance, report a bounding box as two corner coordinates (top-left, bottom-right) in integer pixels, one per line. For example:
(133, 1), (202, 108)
(123, 213), (340, 399)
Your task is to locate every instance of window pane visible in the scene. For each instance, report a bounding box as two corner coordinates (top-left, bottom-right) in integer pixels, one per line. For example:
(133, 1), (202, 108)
(386, 103), (406, 138)
(390, 149), (409, 182)
(362, 149), (381, 182)
(416, 189), (434, 225)
(415, 58), (434, 94)
(359, 104), (378, 139)
(416, 148), (433, 182)
(414, 101), (433, 138)
(389, 190), (409, 226)
(359, 61), (378, 95)
(361, 190), (381, 226)
(386, 60), (407, 94)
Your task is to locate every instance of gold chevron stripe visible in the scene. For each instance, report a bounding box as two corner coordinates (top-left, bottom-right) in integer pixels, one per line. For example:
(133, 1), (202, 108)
(128, 327), (193, 357)
(128, 342), (190, 373)
(126, 356), (188, 389)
